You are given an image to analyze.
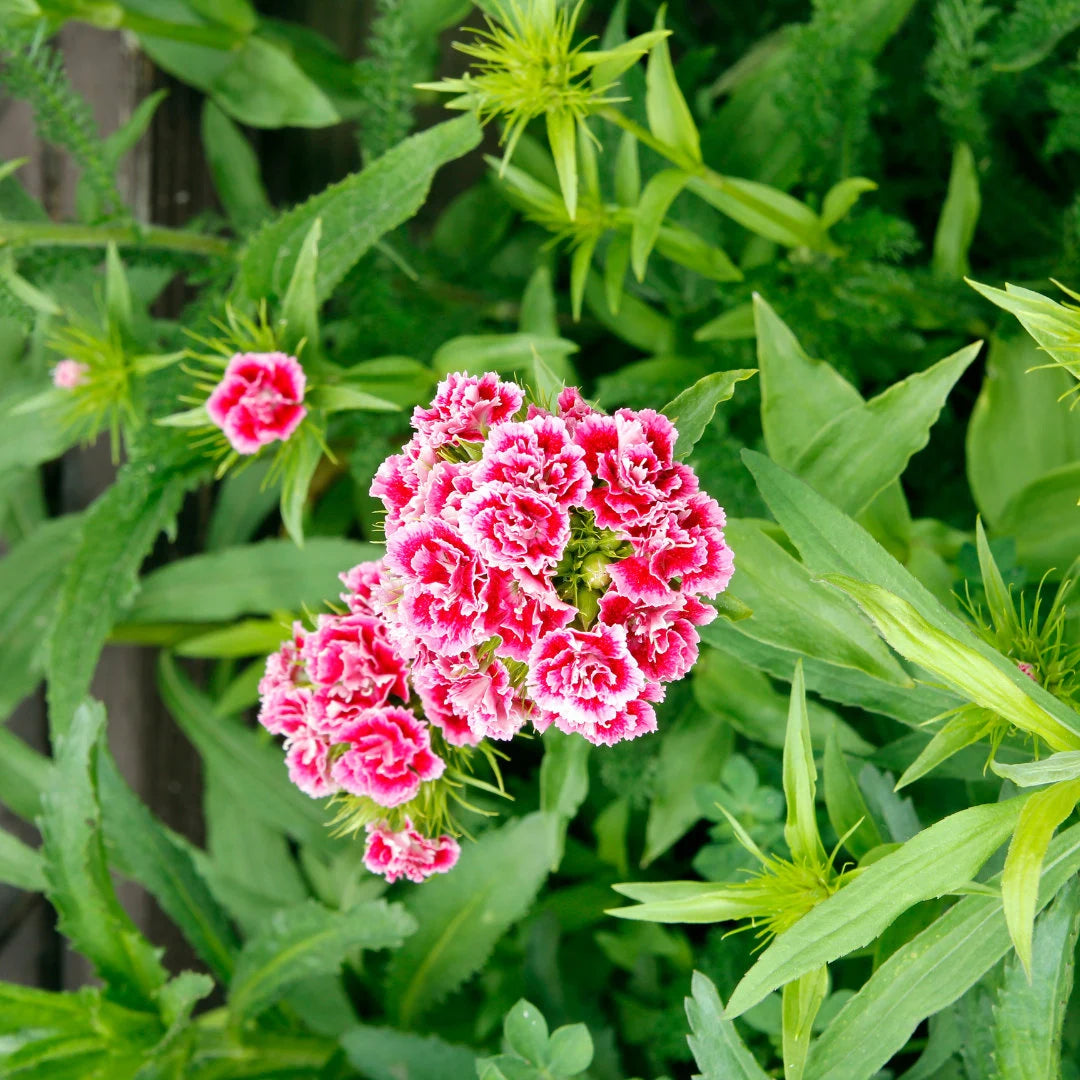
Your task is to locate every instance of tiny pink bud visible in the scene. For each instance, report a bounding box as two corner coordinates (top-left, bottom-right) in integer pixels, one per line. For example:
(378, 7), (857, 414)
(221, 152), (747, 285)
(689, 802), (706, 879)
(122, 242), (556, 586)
(52, 359), (89, 389)
(1017, 661), (1038, 682)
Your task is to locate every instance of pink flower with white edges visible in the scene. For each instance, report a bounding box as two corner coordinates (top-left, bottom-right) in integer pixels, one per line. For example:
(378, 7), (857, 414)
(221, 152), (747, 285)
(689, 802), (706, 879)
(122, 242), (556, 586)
(411, 371), (524, 447)
(426, 651), (527, 741)
(339, 560), (383, 616)
(285, 730), (338, 798)
(477, 415), (589, 507)
(206, 351), (307, 455)
(52, 358), (89, 389)
(526, 624), (646, 727)
(556, 697), (658, 746)
(554, 386), (595, 432)
(258, 622), (306, 697)
(412, 660), (484, 747)
(599, 590), (716, 686)
(302, 613), (409, 709)
(258, 685), (313, 738)
(460, 482), (569, 575)
(574, 409), (698, 532)
(485, 572), (576, 663)
(331, 706), (445, 806)
(384, 518), (492, 653)
(363, 818), (460, 884)
(370, 451), (423, 527)
(422, 459), (479, 524)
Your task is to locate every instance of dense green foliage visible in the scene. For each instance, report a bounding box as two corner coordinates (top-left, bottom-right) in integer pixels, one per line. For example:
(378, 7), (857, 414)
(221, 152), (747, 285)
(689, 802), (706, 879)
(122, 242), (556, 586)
(1, 0), (1079, 1077)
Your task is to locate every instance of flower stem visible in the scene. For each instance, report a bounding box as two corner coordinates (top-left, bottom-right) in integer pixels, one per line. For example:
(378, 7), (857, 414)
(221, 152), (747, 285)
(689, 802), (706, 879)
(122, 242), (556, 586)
(0, 221), (232, 258)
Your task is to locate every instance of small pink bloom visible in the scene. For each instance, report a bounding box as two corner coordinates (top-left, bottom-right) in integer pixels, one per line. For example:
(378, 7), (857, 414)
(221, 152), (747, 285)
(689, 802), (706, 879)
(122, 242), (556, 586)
(461, 482), (569, 575)
(258, 622), (307, 697)
(52, 358), (89, 389)
(207, 351), (307, 455)
(384, 519), (491, 653)
(598, 590), (715, 685)
(526, 624), (646, 727)
(555, 697), (658, 746)
(339, 560), (384, 616)
(422, 459), (479, 524)
(575, 409), (697, 531)
(371, 451), (422, 527)
(331, 706), (445, 807)
(302, 613), (409, 709)
(555, 387), (595, 433)
(429, 652), (527, 741)
(411, 371), (524, 447)
(285, 729), (338, 798)
(477, 415), (589, 508)
(258, 685), (313, 737)
(412, 660), (484, 747)
(1017, 661), (1038, 682)
(363, 818), (460, 884)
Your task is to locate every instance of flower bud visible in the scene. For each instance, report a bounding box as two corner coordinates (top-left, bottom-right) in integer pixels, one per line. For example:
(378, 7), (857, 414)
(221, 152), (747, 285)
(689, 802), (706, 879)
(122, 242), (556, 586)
(580, 551), (611, 590)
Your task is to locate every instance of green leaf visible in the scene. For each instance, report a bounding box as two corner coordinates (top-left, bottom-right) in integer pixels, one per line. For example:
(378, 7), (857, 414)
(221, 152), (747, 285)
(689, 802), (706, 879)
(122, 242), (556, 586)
(685, 971), (771, 1080)
(725, 794), (1031, 1017)
(318, 384), (402, 414)
(966, 332), (1080, 525)
(0, 726), (52, 822)
(791, 342), (980, 516)
(644, 7), (700, 162)
(569, 231), (598, 323)
(1001, 778), (1080, 977)
(805, 824), (1080, 1080)
(824, 726), (883, 860)
(546, 1024), (593, 1077)
(695, 302), (756, 343)
(539, 730), (590, 869)
(157, 653), (338, 852)
(932, 143), (980, 279)
(994, 878), (1080, 1080)
(47, 463), (197, 738)
(432, 333), (578, 377)
(201, 100), (272, 232)
(996, 462), (1080, 577)
(631, 168), (689, 280)
(644, 701), (733, 865)
(545, 110), (578, 221)
(385, 813), (554, 1025)
(782, 966), (828, 1080)
(104, 242), (133, 339)
(97, 751), (239, 983)
(584, 269), (676, 353)
(689, 175), (826, 250)
(783, 662), (822, 864)
(504, 1000), (550, 1064)
(173, 619), (289, 659)
(613, 129), (640, 206)
(279, 423), (323, 547)
(40, 701), (168, 1009)
(230, 899), (415, 1020)
(992, 752), (1080, 787)
(895, 709), (996, 790)
(992, 3), (1080, 71)
(825, 575), (1080, 753)
(660, 369), (757, 457)
(653, 223), (743, 282)
(278, 217), (321, 354)
(820, 177), (877, 230)
(0, 514), (81, 721)
(340, 1026), (477, 1080)
(238, 114), (481, 303)
(129, 537), (380, 623)
(0, 829), (44, 891)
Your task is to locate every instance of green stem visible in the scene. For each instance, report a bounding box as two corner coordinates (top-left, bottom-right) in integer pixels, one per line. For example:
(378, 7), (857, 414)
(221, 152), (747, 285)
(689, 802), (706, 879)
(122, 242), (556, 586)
(74, 10), (245, 50)
(0, 221), (232, 258)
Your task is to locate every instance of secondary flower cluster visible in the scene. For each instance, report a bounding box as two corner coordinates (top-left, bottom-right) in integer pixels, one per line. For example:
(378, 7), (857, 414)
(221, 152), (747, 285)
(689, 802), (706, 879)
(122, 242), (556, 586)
(258, 562), (459, 884)
(256, 372), (734, 885)
(372, 372), (733, 748)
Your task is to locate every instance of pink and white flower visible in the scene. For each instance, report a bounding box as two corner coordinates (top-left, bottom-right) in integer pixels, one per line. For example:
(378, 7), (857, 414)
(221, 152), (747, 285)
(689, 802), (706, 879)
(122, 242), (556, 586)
(477, 415), (589, 507)
(411, 372), (523, 447)
(52, 358), (89, 389)
(460, 482), (569, 575)
(206, 351), (307, 455)
(339, 560), (384, 616)
(331, 706), (445, 806)
(363, 818), (460, 884)
(302, 613), (409, 709)
(526, 624), (646, 727)
(285, 730), (338, 798)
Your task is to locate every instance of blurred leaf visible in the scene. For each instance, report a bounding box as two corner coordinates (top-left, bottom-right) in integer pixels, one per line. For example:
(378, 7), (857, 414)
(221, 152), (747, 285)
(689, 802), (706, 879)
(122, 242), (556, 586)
(340, 1026), (477, 1080)
(202, 99), (272, 232)
(820, 177), (877, 230)
(994, 878), (1080, 1080)
(631, 168), (688, 280)
(932, 143), (980, 279)
(385, 813), (554, 1025)
(230, 899), (415, 1019)
(644, 8), (700, 163)
(726, 794), (1031, 1017)
(996, 462), (1080, 577)
(0, 726), (51, 823)
(539, 730), (590, 869)
(432, 333), (578, 377)
(238, 114), (481, 302)
(129, 537), (379, 622)
(546, 1023), (593, 1076)
(278, 217), (321, 354)
(0, 829), (44, 891)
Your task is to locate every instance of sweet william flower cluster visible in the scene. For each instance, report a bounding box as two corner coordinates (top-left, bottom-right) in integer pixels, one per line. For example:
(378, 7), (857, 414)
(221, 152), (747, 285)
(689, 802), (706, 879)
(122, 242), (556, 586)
(257, 372), (734, 884)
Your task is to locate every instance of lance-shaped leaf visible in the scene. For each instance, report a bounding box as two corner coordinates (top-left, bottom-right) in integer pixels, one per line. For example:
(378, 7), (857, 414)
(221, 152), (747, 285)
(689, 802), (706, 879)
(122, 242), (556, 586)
(823, 726), (883, 860)
(278, 217), (321, 354)
(804, 823), (1080, 1080)
(688, 174), (828, 250)
(820, 177), (878, 230)
(725, 794), (1031, 1017)
(661, 369), (757, 458)
(895, 708), (997, 790)
(783, 662), (823, 864)
(992, 752), (1080, 787)
(229, 899), (415, 1020)
(997, 461), (1080, 577)
(39, 701), (168, 1010)
(631, 168), (689, 280)
(645, 7), (700, 163)
(685, 971), (771, 1080)
(1001, 778), (1080, 978)
(0, 830), (44, 892)
(783, 966), (828, 1080)
(968, 279), (1080, 383)
(994, 878), (1080, 1080)
(341, 1026), (477, 1080)
(825, 575), (1080, 753)
(546, 110), (578, 221)
(791, 342), (980, 517)
(932, 143), (980, 279)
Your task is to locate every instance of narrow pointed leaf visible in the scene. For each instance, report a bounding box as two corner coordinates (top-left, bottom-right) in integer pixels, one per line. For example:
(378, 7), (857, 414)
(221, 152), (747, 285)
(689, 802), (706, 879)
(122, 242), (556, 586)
(645, 7), (700, 162)
(992, 752), (1080, 787)
(783, 966), (828, 1080)
(932, 143), (980, 279)
(783, 662), (822, 864)
(631, 168), (689, 280)
(895, 709), (995, 790)
(661, 369), (757, 457)
(0, 830), (44, 892)
(685, 972), (771, 1080)
(823, 726), (882, 859)
(279, 217), (321, 353)
(546, 110), (578, 221)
